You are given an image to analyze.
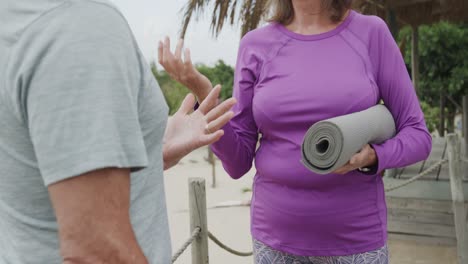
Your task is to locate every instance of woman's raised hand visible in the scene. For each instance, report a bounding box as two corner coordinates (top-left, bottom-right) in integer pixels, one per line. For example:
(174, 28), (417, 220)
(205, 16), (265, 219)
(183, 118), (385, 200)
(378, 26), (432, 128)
(158, 37), (212, 102)
(162, 85), (236, 170)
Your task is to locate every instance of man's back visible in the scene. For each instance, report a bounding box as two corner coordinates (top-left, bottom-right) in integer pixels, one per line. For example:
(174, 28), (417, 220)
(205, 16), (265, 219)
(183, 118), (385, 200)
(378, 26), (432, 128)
(0, 0), (171, 262)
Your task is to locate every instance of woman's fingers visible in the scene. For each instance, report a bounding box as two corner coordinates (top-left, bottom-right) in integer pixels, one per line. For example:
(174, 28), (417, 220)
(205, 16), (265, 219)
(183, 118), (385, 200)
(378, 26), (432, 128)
(333, 163), (353, 174)
(349, 152), (364, 167)
(198, 85), (221, 115)
(159, 37), (187, 80)
(184, 48), (196, 73)
(173, 39), (185, 76)
(205, 98), (236, 123)
(163, 36), (172, 65)
(333, 150), (367, 174)
(206, 111), (234, 133)
(175, 39), (183, 61)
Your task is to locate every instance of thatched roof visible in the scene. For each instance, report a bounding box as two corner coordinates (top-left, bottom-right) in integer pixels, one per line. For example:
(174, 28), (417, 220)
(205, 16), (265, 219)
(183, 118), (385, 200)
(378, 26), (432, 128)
(354, 0), (468, 27)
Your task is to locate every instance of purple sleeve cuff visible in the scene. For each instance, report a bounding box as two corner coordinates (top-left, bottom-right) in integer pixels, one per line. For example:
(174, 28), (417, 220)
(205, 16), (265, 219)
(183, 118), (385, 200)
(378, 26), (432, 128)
(369, 143), (387, 175)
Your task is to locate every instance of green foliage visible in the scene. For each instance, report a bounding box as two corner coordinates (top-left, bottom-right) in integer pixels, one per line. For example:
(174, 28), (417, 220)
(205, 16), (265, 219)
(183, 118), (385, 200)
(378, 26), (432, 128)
(420, 101), (439, 133)
(399, 22), (468, 108)
(152, 60), (234, 115)
(398, 22), (468, 133)
(198, 60), (234, 101)
(152, 63), (190, 115)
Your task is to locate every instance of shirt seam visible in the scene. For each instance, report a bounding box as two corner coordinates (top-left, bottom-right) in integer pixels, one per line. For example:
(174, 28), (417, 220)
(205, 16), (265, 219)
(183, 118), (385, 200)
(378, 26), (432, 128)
(257, 37), (292, 86)
(374, 177), (386, 245)
(346, 24), (379, 82)
(338, 30), (378, 103)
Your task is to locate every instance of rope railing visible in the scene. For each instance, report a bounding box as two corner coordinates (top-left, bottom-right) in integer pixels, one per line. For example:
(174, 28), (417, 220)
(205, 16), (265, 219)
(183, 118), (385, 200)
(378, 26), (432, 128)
(175, 137), (466, 263)
(384, 159), (448, 192)
(173, 159), (454, 263)
(172, 227), (201, 263)
(171, 227), (253, 263)
(208, 231), (253, 257)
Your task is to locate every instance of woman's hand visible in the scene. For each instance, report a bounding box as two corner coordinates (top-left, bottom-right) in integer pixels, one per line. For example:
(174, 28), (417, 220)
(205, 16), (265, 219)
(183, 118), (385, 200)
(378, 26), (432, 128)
(163, 85), (236, 170)
(158, 37), (212, 102)
(333, 144), (377, 174)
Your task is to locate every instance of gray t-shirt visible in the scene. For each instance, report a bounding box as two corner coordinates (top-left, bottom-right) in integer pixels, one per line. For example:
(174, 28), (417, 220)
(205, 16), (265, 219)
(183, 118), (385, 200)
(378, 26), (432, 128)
(0, 0), (171, 263)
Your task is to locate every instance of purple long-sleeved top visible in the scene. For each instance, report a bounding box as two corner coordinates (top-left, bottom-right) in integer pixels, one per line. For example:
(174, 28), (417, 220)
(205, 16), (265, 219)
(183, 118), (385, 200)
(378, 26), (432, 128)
(211, 10), (432, 256)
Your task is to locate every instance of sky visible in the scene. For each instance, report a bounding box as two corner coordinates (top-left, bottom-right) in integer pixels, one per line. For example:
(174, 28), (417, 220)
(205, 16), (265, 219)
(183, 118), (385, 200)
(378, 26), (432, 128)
(111, 0), (242, 67)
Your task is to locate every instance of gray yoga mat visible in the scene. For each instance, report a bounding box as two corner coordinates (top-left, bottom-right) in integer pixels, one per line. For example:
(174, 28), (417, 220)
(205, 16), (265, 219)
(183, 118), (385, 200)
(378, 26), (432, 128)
(301, 105), (396, 174)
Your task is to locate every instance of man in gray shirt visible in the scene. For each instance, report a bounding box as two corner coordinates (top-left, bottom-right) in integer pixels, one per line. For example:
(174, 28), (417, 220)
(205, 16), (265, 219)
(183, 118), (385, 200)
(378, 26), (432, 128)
(0, 0), (235, 263)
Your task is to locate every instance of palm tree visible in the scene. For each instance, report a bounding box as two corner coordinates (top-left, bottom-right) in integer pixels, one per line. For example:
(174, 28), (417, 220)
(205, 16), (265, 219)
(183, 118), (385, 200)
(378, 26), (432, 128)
(179, 0), (468, 40)
(180, 0), (270, 38)
(179, 0), (384, 39)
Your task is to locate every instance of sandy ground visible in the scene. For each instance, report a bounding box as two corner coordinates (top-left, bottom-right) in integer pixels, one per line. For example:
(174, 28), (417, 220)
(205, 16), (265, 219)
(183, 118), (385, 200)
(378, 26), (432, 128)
(165, 147), (457, 264)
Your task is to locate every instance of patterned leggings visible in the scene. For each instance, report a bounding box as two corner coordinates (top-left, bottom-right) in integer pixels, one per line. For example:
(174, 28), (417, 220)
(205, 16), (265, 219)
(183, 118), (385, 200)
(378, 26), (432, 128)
(253, 240), (389, 264)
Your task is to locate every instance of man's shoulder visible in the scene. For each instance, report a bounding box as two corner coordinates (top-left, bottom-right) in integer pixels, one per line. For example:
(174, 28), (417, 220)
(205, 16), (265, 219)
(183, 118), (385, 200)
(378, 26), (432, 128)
(1, 0), (127, 46)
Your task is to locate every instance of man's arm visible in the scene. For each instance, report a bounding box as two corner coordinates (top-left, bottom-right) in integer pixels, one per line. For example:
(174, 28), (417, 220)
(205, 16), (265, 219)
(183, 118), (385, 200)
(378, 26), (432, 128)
(48, 168), (147, 264)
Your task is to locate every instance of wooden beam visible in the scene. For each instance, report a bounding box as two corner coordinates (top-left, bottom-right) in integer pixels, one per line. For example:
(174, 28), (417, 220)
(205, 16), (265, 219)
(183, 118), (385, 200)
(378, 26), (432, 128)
(447, 134), (468, 264)
(411, 26), (420, 93)
(388, 220), (455, 238)
(388, 208), (454, 225)
(387, 197), (455, 214)
(389, 0), (432, 8)
(384, 178), (468, 201)
(388, 233), (457, 246)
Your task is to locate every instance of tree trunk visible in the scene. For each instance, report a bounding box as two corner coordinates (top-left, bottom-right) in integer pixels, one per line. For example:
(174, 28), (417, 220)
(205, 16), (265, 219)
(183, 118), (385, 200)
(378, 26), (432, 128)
(447, 110), (455, 133)
(411, 26), (420, 94)
(439, 89), (446, 137)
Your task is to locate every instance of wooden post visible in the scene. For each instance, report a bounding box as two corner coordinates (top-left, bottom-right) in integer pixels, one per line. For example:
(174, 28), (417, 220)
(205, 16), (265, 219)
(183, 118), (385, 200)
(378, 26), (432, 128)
(411, 26), (420, 93)
(447, 134), (468, 264)
(189, 178), (209, 264)
(463, 96), (468, 139)
(209, 150), (216, 188)
(463, 96), (468, 180)
(384, 168), (398, 178)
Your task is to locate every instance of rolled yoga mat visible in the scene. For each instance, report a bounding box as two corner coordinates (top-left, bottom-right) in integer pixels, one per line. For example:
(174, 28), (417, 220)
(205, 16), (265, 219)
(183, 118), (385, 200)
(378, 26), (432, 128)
(301, 105), (396, 174)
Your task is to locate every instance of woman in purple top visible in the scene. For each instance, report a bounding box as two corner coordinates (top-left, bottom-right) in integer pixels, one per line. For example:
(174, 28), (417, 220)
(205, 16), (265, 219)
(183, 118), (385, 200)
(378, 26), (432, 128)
(159, 0), (432, 263)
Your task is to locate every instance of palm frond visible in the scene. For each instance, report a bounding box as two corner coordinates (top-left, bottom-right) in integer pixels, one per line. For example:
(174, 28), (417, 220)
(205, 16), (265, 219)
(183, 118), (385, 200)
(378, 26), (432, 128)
(180, 0), (212, 39)
(180, 0), (268, 39)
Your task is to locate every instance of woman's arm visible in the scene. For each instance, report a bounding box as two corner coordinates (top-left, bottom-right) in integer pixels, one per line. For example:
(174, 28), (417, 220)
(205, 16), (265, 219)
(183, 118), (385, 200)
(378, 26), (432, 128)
(158, 37), (213, 102)
(210, 37), (261, 178)
(369, 18), (432, 174)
